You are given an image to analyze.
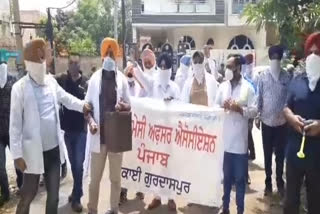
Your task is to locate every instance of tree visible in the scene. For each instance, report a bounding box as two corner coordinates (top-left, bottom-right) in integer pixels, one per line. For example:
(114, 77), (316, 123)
(243, 0), (320, 55)
(36, 0), (133, 56)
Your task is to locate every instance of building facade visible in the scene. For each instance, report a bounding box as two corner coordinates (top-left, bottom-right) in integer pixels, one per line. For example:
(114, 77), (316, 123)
(0, 0), (15, 50)
(132, 0), (276, 65)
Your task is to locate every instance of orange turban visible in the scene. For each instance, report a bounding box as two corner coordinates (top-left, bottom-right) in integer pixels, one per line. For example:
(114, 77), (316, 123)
(141, 49), (155, 65)
(100, 37), (119, 59)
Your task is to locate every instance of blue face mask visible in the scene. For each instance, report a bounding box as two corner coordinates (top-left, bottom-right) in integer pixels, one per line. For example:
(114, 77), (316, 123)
(103, 56), (116, 71)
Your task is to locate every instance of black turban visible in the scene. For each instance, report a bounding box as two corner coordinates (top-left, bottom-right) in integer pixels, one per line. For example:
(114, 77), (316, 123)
(268, 45), (284, 60)
(157, 53), (172, 70)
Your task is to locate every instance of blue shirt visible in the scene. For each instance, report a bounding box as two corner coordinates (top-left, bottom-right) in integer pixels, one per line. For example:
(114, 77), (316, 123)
(257, 69), (291, 127)
(31, 80), (58, 151)
(286, 73), (320, 170)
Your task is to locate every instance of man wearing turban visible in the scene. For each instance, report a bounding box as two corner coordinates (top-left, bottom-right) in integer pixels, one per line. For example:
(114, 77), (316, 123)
(283, 32), (320, 214)
(85, 37), (131, 214)
(180, 51), (218, 107)
(133, 52), (180, 101)
(10, 39), (91, 214)
(256, 45), (291, 197)
(174, 54), (191, 91)
(132, 52), (179, 211)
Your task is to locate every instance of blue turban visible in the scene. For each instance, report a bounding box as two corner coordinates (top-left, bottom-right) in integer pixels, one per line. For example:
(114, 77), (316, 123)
(180, 55), (191, 67)
(157, 53), (172, 69)
(268, 45), (284, 60)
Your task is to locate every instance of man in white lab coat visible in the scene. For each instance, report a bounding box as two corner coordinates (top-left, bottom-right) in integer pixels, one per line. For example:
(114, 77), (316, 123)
(132, 52), (179, 211)
(85, 37), (131, 214)
(180, 51), (218, 107)
(133, 52), (180, 101)
(10, 39), (91, 214)
(175, 54), (191, 91)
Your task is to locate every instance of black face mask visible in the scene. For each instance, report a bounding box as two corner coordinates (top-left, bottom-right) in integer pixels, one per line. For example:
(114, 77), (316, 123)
(102, 69), (116, 80)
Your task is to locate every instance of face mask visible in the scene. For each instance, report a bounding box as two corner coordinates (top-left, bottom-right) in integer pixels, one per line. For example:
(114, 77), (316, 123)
(306, 53), (320, 91)
(0, 63), (8, 88)
(180, 64), (189, 74)
(26, 60), (46, 85)
(103, 56), (116, 71)
(270, 60), (281, 80)
(128, 77), (135, 87)
(144, 66), (155, 76)
(193, 63), (205, 84)
(225, 68), (234, 81)
(158, 68), (172, 87)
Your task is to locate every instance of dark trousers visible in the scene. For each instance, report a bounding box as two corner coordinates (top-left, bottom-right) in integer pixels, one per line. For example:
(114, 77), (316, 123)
(222, 152), (248, 214)
(284, 163), (320, 214)
(261, 123), (287, 189)
(64, 131), (86, 203)
(16, 146), (60, 214)
(0, 135), (23, 198)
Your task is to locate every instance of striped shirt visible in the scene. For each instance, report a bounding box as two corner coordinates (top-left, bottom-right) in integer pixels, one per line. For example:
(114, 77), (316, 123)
(257, 68), (291, 127)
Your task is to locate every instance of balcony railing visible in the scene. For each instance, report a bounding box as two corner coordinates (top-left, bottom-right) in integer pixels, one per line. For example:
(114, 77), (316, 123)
(232, 0), (257, 14)
(141, 0), (214, 14)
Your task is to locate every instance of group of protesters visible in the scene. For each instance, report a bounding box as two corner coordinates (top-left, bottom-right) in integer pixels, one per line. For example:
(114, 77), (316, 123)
(0, 31), (319, 214)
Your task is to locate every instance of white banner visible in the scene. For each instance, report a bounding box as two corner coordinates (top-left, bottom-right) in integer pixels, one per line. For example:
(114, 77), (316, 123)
(121, 98), (225, 207)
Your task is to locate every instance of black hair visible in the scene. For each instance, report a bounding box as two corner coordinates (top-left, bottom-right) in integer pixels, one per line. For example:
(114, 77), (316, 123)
(207, 38), (214, 46)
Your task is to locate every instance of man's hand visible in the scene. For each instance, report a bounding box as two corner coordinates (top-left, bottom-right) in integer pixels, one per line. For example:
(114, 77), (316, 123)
(223, 99), (232, 111)
(288, 114), (305, 134)
(15, 158), (27, 172)
(83, 102), (93, 115)
(115, 99), (131, 112)
(304, 120), (320, 137)
(89, 120), (98, 135)
(229, 100), (243, 115)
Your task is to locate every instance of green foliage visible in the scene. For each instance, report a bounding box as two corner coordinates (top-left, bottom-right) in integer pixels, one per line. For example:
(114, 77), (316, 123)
(243, 0), (320, 54)
(69, 37), (97, 56)
(37, 0), (132, 56)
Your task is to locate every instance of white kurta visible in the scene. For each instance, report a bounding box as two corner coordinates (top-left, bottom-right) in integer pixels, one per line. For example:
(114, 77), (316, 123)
(180, 72), (218, 107)
(10, 74), (84, 174)
(214, 78), (257, 154)
(174, 66), (190, 91)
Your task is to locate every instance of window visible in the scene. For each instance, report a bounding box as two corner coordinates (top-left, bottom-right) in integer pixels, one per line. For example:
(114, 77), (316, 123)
(182, 35), (196, 50)
(227, 35), (254, 50)
(232, 0), (256, 14)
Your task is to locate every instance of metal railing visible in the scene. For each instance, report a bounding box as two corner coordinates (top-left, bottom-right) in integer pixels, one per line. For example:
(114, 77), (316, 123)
(141, 0), (214, 14)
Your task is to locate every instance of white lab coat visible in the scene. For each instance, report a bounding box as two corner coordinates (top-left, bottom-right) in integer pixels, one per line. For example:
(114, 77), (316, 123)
(180, 72), (218, 107)
(10, 74), (84, 174)
(85, 69), (131, 154)
(174, 67), (190, 91)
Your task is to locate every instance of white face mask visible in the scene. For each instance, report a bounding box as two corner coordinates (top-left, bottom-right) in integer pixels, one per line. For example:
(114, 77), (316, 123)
(270, 60), (281, 80)
(225, 68), (234, 81)
(180, 64), (189, 74)
(128, 77), (134, 83)
(103, 56), (116, 71)
(306, 53), (320, 91)
(193, 63), (205, 84)
(0, 63), (8, 88)
(144, 66), (155, 75)
(25, 61), (46, 85)
(158, 68), (172, 87)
